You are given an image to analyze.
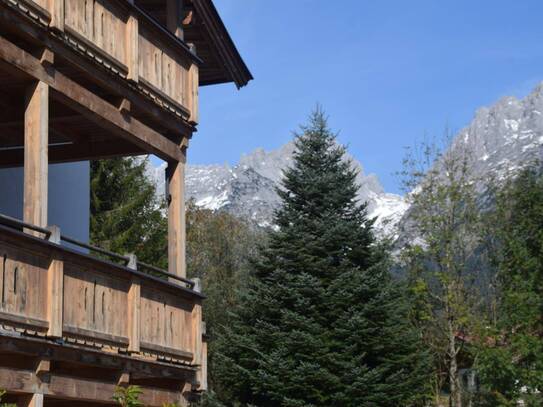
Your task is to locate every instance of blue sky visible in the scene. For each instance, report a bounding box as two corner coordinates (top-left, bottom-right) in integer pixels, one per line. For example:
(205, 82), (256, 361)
(185, 0), (543, 194)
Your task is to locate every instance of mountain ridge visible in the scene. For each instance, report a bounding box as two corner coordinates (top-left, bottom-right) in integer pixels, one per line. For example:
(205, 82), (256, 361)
(146, 82), (543, 239)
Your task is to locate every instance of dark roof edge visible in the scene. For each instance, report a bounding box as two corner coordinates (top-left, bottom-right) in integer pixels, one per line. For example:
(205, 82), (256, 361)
(193, 0), (253, 88)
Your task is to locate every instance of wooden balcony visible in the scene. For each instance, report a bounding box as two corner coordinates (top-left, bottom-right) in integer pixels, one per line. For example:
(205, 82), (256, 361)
(2, 0), (199, 124)
(0, 215), (207, 405)
(0, 0), (248, 403)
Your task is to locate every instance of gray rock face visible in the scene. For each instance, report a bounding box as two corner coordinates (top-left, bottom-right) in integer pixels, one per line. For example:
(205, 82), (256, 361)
(394, 82), (543, 248)
(146, 82), (543, 240)
(156, 141), (407, 234)
(449, 83), (543, 184)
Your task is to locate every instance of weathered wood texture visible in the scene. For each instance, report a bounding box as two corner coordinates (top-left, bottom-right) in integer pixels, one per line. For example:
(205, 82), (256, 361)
(0, 227), (202, 364)
(23, 81), (48, 230)
(0, 33), (183, 162)
(0, 365), (187, 406)
(50, 0), (195, 114)
(167, 160), (187, 279)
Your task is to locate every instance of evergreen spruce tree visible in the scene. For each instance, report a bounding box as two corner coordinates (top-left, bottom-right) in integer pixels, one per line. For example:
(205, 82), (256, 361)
(476, 165), (543, 406)
(214, 108), (431, 406)
(90, 157), (168, 268)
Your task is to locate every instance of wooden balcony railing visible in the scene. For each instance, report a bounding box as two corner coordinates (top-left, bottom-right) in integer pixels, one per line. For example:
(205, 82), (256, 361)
(12, 0), (199, 124)
(0, 214), (205, 385)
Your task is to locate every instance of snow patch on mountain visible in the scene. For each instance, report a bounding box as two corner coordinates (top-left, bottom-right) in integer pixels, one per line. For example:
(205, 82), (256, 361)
(146, 142), (407, 238)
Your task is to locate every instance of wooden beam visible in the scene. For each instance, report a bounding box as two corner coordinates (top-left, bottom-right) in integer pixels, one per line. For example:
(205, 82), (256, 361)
(0, 335), (197, 381)
(0, 366), (185, 406)
(0, 34), (183, 163)
(166, 159), (186, 279)
(24, 81), (48, 230)
(0, 141), (144, 168)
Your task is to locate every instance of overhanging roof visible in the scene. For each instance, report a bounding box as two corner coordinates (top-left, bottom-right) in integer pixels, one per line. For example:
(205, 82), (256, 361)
(135, 0), (253, 89)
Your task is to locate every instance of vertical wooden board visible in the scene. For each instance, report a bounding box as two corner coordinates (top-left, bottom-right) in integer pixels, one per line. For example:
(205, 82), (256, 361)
(138, 28), (162, 89)
(189, 63), (199, 124)
(0, 243), (48, 321)
(49, 0), (65, 31)
(47, 258), (63, 337)
(125, 13), (138, 81)
(127, 278), (141, 352)
(93, 0), (127, 64)
(162, 51), (174, 99)
(140, 286), (192, 351)
(191, 302), (202, 364)
(63, 264), (128, 340)
(64, 0), (93, 39)
(140, 286), (165, 346)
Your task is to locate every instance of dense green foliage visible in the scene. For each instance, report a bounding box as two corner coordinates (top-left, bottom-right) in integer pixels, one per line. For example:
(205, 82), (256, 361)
(400, 140), (484, 407)
(475, 166), (543, 406)
(113, 385), (144, 407)
(89, 125), (543, 407)
(212, 109), (431, 406)
(90, 157), (168, 268)
(186, 203), (264, 393)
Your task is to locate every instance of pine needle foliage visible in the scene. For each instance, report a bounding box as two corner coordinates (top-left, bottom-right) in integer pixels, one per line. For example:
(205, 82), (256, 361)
(90, 157), (168, 268)
(213, 108), (431, 406)
(476, 165), (543, 406)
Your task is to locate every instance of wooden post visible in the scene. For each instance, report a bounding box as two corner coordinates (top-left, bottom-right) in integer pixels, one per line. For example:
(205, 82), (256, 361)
(166, 0), (184, 40)
(125, 12), (139, 82)
(24, 81), (49, 232)
(166, 157), (186, 279)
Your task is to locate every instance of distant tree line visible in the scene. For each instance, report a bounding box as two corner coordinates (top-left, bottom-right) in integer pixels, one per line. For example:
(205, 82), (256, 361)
(91, 109), (543, 407)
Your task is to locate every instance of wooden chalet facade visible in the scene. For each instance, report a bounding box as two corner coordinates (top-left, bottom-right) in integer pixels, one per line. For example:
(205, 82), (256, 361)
(0, 0), (251, 405)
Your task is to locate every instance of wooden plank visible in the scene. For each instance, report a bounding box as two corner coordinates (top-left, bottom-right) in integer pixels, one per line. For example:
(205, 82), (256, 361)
(63, 324), (129, 346)
(0, 311), (49, 330)
(191, 302), (202, 365)
(47, 0), (64, 31)
(0, 34), (183, 162)
(140, 341), (193, 361)
(23, 81), (48, 231)
(125, 12), (139, 81)
(127, 277), (141, 353)
(166, 160), (186, 279)
(46, 258), (63, 338)
(188, 60), (199, 124)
